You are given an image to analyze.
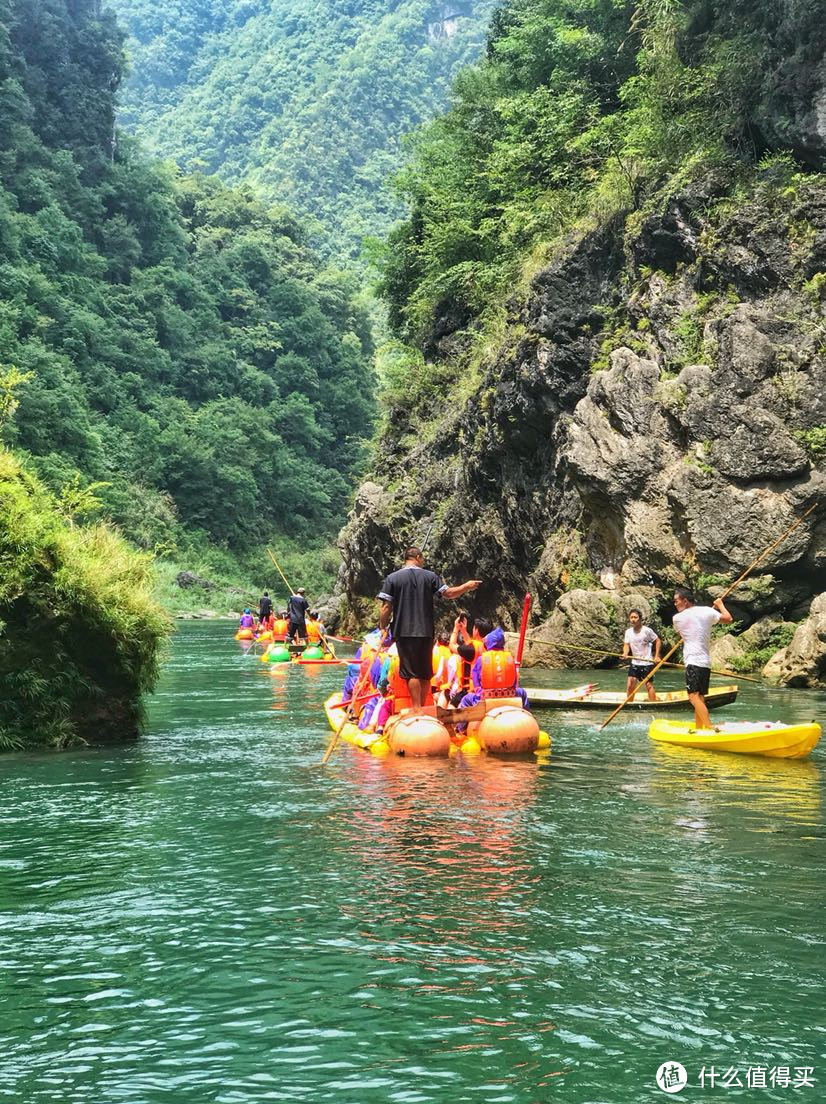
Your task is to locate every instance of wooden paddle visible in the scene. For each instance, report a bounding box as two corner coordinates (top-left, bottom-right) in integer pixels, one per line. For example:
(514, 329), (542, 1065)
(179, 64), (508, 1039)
(524, 637), (761, 683)
(599, 503), (817, 730)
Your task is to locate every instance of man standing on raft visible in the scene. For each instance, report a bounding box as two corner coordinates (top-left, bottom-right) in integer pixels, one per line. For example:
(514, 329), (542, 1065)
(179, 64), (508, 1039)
(287, 586), (310, 644)
(378, 547), (481, 712)
(672, 587), (733, 729)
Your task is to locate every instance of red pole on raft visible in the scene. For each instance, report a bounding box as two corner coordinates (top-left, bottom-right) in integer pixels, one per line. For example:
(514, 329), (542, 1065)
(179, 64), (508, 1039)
(515, 592), (532, 668)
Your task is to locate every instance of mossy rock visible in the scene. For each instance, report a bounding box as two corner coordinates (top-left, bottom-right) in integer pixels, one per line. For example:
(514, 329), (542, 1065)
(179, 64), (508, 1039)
(0, 450), (170, 750)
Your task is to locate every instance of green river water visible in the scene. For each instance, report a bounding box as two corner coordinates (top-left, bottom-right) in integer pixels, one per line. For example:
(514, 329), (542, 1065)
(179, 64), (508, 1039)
(2, 621), (824, 1103)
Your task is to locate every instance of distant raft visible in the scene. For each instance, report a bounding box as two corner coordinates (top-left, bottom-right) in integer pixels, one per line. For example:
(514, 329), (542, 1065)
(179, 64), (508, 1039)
(649, 717), (821, 759)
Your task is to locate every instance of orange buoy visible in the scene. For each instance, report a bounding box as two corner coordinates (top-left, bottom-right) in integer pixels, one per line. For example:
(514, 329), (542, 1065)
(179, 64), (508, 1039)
(386, 713), (451, 757)
(235, 629), (254, 640)
(477, 705), (540, 755)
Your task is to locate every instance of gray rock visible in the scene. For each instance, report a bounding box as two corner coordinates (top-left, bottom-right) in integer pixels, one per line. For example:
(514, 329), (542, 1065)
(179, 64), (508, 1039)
(520, 589), (655, 669)
(314, 593), (343, 633)
(765, 593), (826, 687)
(175, 571), (216, 591)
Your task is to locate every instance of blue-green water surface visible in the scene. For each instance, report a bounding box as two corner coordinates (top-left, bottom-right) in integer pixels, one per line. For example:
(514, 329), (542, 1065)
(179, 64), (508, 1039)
(1, 622), (824, 1103)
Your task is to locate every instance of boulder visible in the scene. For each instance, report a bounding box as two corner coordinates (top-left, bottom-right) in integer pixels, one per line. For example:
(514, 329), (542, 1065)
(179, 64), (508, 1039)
(175, 570), (216, 591)
(314, 593), (343, 633)
(519, 588), (655, 669)
(764, 593), (826, 687)
(709, 615), (796, 670)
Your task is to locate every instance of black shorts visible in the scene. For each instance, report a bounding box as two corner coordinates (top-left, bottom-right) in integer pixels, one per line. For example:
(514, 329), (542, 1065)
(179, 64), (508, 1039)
(685, 665), (711, 696)
(628, 663), (654, 682)
(288, 620), (306, 638)
(396, 636), (434, 681)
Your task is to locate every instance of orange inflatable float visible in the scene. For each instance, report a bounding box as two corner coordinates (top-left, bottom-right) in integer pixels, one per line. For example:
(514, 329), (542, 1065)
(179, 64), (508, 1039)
(235, 628), (254, 640)
(475, 704), (541, 755)
(385, 713), (452, 757)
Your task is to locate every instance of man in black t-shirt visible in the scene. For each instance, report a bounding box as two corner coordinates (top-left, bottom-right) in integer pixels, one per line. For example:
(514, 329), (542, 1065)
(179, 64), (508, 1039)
(287, 587), (310, 643)
(258, 592), (273, 623)
(378, 546), (482, 711)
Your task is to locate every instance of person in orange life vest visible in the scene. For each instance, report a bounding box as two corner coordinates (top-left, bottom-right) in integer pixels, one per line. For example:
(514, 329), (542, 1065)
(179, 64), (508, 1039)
(306, 612), (322, 643)
(469, 616), (492, 662)
(460, 626), (529, 710)
(377, 546), (481, 712)
(272, 611), (289, 640)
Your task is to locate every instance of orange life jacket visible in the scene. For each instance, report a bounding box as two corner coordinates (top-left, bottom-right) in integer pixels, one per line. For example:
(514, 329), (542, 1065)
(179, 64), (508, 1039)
(480, 650), (517, 699)
(306, 620), (321, 642)
(387, 656), (433, 713)
(273, 618), (288, 636)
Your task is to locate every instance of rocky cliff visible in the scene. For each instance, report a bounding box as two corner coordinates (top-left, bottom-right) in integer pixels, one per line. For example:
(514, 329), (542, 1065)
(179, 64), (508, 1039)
(337, 164), (826, 680)
(336, 3), (826, 685)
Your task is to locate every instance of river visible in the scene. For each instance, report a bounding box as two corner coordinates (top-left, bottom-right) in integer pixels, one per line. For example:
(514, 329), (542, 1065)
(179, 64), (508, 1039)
(1, 621), (823, 1102)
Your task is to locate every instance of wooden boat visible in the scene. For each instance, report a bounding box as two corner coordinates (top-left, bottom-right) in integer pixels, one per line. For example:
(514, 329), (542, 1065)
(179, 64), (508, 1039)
(523, 683), (738, 711)
(649, 717), (821, 759)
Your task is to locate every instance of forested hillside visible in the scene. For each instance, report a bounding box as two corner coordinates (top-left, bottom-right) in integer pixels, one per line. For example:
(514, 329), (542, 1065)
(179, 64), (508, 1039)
(340, 0), (826, 682)
(108, 0), (498, 261)
(0, 0), (374, 593)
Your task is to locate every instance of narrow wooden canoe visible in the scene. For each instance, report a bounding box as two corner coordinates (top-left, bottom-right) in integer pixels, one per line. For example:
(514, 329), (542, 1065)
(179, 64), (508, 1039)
(523, 683), (738, 711)
(649, 717), (821, 758)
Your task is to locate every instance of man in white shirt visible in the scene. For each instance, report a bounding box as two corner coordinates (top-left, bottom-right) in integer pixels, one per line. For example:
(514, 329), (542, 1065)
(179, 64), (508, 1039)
(621, 609), (661, 701)
(672, 587), (733, 729)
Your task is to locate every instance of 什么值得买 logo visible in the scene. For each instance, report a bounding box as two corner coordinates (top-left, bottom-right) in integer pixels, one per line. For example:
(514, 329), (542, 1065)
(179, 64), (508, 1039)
(656, 1061), (688, 1093)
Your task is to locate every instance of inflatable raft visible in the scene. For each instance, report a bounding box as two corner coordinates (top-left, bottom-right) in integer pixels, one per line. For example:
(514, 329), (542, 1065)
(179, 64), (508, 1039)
(649, 717), (821, 759)
(323, 693), (551, 758)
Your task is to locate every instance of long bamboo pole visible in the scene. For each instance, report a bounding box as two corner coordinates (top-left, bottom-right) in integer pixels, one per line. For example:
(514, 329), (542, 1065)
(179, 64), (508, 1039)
(524, 637), (761, 683)
(266, 546), (294, 596)
(598, 503), (817, 730)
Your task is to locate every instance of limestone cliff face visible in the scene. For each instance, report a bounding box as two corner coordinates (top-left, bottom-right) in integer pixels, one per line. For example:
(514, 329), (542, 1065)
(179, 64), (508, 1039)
(339, 169), (826, 654)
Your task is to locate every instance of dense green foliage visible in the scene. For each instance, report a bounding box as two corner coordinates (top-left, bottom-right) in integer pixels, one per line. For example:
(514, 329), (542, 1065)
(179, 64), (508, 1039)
(0, 447), (169, 749)
(377, 0), (825, 352)
(0, 0), (375, 577)
(108, 0), (498, 261)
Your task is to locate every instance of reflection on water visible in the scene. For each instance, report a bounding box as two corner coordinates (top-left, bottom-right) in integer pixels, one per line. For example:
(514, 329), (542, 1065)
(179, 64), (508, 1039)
(0, 622), (823, 1103)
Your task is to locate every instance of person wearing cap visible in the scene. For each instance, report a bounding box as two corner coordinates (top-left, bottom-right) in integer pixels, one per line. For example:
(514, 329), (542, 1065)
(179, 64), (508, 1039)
(377, 546), (481, 712)
(287, 587), (310, 643)
(239, 608), (255, 630)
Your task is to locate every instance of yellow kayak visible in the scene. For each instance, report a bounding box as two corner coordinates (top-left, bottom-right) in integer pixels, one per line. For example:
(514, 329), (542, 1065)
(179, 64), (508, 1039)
(649, 717), (821, 759)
